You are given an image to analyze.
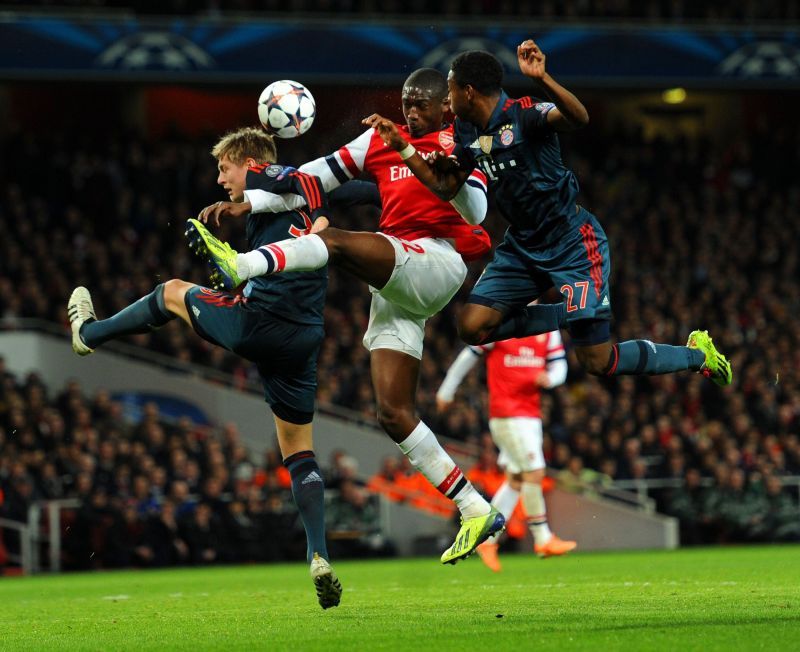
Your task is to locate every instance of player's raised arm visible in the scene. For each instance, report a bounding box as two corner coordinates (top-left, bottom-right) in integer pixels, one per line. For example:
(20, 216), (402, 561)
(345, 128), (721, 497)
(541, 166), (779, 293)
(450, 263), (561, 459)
(232, 129), (375, 220)
(198, 172), (305, 227)
(198, 198), (252, 226)
(517, 39), (589, 132)
(435, 345), (487, 412)
(246, 165), (331, 224)
(362, 113), (468, 201)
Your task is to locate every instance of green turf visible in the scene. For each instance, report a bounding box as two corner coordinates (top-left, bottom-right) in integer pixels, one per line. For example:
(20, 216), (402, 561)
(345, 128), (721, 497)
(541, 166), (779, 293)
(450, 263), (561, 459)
(1, 546), (799, 651)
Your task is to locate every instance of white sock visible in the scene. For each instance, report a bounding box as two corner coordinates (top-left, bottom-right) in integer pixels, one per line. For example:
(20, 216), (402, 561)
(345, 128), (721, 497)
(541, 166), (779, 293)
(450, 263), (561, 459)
(485, 481), (520, 544)
(397, 421), (490, 519)
(521, 481), (551, 545)
(236, 234), (329, 279)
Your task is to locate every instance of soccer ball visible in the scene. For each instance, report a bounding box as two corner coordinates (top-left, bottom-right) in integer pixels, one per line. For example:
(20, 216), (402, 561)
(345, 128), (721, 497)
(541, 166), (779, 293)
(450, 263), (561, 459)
(257, 80), (316, 139)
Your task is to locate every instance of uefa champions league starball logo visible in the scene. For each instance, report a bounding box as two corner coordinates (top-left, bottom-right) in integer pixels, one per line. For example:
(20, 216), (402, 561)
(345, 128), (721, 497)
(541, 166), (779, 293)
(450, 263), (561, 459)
(418, 37), (519, 73)
(719, 41), (800, 78)
(96, 32), (215, 71)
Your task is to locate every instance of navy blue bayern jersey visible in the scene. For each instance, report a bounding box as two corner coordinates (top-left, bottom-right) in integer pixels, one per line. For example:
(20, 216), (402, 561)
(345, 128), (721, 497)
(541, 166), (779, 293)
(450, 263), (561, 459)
(453, 91), (581, 242)
(242, 166), (327, 326)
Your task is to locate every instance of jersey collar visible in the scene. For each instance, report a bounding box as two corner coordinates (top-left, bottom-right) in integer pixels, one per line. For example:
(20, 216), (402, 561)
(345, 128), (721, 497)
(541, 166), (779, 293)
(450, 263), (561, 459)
(482, 91), (510, 133)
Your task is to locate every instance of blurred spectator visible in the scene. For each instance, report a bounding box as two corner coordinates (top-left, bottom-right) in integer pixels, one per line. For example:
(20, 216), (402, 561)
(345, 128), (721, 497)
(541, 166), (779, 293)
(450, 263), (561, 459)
(327, 479), (394, 559)
(169, 479), (196, 519)
(367, 455), (405, 501)
(180, 502), (223, 565)
(135, 499), (190, 567)
(465, 448), (505, 498)
(717, 468), (763, 541)
(756, 476), (800, 542)
(664, 468), (706, 545)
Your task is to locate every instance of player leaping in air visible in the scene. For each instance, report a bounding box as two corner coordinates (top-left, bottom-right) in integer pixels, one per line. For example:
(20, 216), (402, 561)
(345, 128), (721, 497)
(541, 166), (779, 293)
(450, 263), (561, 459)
(66, 127), (371, 609)
(189, 68), (506, 565)
(437, 329), (576, 572)
(365, 41), (732, 387)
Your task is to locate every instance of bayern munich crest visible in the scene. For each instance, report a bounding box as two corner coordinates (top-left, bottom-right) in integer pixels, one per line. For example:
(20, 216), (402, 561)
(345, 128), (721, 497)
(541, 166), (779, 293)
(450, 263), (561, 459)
(500, 129), (514, 146)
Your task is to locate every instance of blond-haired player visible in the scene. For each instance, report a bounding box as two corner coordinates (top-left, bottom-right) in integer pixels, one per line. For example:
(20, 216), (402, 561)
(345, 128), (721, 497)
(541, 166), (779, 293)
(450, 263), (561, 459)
(68, 127), (355, 608)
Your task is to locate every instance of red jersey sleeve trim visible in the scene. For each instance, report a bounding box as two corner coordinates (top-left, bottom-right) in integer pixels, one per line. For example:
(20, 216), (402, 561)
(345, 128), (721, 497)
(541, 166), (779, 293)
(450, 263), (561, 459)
(467, 169), (488, 192)
(337, 146), (360, 178)
(546, 331), (565, 357)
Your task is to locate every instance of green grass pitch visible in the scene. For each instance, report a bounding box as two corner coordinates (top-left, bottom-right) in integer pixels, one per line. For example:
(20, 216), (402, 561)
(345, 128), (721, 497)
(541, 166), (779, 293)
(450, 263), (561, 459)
(2, 546), (799, 651)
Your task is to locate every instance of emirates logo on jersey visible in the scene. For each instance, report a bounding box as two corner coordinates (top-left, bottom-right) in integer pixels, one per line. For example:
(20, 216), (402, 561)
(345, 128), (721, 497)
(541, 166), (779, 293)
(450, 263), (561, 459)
(503, 346), (545, 368)
(438, 130), (454, 149)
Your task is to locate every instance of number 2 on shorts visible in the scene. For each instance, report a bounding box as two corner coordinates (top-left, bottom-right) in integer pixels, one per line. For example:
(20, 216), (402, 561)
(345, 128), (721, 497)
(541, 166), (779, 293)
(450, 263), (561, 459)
(400, 240), (425, 254)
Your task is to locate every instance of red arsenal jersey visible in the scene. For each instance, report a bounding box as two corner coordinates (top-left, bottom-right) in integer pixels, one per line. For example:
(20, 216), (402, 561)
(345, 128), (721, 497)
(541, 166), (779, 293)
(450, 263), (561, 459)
(480, 331), (565, 418)
(326, 124), (491, 261)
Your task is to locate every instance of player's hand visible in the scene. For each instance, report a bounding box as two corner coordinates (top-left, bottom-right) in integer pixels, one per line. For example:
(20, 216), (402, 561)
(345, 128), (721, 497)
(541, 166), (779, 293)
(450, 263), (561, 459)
(535, 371), (551, 388)
(310, 216), (329, 234)
(436, 397), (453, 414)
(518, 39), (546, 80)
(427, 151), (460, 174)
(198, 200), (252, 227)
(427, 151), (470, 189)
(362, 113), (408, 151)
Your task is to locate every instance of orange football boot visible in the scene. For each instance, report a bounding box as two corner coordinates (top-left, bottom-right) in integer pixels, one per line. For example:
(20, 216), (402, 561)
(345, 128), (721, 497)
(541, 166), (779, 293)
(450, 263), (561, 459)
(534, 534), (577, 558)
(476, 541), (502, 572)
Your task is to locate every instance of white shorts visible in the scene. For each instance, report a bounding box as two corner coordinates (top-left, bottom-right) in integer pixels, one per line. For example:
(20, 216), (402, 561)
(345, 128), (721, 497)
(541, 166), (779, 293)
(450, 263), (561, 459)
(362, 234), (467, 359)
(490, 417), (545, 473)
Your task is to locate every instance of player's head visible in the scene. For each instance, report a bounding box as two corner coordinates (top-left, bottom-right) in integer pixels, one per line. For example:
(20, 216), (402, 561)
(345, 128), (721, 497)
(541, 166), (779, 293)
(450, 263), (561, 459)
(401, 68), (450, 138)
(448, 51), (504, 122)
(211, 127), (277, 202)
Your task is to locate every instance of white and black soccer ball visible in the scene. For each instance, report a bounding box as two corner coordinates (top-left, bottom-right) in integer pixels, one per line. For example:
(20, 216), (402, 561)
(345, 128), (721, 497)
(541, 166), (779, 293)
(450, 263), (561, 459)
(257, 80), (316, 139)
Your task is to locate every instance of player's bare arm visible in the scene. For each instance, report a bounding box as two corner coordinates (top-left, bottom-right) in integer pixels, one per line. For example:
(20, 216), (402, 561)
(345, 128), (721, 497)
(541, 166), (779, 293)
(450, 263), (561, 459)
(362, 113), (465, 200)
(518, 39), (589, 131)
(198, 200), (252, 227)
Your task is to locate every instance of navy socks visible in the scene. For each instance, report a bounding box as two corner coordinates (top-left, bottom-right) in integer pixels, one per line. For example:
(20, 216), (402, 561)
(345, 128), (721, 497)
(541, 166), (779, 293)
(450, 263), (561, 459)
(485, 303), (567, 343)
(284, 450), (328, 563)
(607, 340), (706, 376)
(80, 284), (175, 349)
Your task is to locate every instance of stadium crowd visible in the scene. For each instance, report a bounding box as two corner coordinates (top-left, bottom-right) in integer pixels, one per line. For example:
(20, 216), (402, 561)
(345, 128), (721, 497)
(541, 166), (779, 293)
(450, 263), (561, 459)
(1, 107), (799, 555)
(5, 0), (798, 22)
(0, 360), (398, 568)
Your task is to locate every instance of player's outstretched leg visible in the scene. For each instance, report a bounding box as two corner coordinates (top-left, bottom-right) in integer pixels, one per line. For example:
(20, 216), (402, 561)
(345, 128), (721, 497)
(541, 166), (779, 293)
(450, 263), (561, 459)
(67, 286), (97, 355)
(185, 218), (329, 290)
(68, 284), (176, 355)
(310, 553), (342, 610)
(185, 219), (244, 290)
(595, 332), (731, 386)
(686, 330), (733, 386)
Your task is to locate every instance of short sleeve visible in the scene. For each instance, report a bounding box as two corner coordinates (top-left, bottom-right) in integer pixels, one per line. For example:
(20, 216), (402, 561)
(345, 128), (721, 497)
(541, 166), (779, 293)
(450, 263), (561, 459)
(521, 100), (556, 135)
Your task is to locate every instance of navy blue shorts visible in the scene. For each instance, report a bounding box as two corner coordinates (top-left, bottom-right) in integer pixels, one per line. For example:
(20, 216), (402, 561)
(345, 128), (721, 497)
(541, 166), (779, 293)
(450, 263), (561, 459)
(185, 287), (323, 421)
(469, 207), (612, 343)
